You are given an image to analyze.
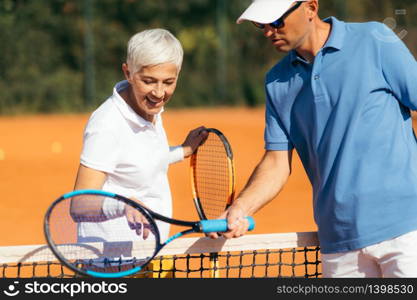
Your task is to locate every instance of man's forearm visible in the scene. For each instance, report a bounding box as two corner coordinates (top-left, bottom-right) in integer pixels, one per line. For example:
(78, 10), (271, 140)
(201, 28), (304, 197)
(235, 150), (292, 215)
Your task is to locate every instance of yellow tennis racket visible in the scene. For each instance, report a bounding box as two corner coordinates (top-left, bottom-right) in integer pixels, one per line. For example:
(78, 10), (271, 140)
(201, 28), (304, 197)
(190, 128), (235, 220)
(190, 128), (236, 277)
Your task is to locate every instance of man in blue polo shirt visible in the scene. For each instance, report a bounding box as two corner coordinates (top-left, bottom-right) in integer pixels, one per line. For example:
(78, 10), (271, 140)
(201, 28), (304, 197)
(210, 0), (417, 277)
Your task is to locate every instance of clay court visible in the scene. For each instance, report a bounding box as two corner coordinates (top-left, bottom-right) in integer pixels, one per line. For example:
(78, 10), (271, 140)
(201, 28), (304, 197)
(0, 107), (317, 247)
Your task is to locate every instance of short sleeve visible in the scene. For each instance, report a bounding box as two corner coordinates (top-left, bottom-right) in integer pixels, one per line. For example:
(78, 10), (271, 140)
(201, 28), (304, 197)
(80, 126), (120, 173)
(264, 86), (294, 151)
(378, 24), (417, 110)
(168, 146), (184, 164)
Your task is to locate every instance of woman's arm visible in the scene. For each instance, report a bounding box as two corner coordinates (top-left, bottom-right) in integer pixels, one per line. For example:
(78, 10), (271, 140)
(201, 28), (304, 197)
(70, 164), (108, 222)
(168, 126), (209, 164)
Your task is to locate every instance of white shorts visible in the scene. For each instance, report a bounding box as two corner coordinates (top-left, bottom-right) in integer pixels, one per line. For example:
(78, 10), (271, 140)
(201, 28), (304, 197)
(321, 230), (417, 278)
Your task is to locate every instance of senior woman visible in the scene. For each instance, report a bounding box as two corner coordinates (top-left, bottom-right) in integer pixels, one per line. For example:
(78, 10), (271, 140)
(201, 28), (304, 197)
(72, 28), (208, 246)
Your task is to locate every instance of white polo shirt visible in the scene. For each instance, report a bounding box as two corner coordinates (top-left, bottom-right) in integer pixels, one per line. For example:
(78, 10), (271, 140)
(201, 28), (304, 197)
(78, 80), (184, 243)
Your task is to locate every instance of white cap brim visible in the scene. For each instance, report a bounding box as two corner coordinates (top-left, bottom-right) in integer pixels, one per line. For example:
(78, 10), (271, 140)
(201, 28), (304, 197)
(237, 0), (304, 24)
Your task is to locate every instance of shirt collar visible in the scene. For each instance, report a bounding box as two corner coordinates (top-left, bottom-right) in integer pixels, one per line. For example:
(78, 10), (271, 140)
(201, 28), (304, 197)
(322, 16), (346, 51)
(290, 16), (346, 65)
(112, 80), (162, 129)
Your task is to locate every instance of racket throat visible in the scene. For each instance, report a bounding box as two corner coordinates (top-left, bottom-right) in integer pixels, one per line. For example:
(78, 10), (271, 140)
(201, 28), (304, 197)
(163, 228), (196, 247)
(193, 197), (208, 220)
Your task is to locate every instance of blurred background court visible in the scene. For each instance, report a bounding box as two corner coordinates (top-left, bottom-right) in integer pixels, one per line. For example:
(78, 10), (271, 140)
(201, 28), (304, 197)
(0, 0), (416, 274)
(0, 108), (316, 246)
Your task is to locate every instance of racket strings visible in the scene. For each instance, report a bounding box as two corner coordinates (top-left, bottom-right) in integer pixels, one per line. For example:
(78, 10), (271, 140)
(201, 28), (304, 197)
(76, 256), (150, 273)
(47, 195), (159, 275)
(193, 132), (234, 219)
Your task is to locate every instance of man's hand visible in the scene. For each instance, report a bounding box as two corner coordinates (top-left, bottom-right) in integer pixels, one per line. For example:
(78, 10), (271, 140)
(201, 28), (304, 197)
(207, 202), (251, 239)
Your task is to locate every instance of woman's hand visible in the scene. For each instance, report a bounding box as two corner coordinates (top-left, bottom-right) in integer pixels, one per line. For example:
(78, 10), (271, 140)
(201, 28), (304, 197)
(181, 126), (209, 158)
(125, 198), (154, 239)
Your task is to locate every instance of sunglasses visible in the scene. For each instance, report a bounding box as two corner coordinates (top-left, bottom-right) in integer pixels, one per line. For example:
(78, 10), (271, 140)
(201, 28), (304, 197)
(252, 1), (303, 29)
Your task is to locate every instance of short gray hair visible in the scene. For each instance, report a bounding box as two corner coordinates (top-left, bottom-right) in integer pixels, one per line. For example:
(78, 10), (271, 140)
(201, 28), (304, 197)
(126, 28), (183, 74)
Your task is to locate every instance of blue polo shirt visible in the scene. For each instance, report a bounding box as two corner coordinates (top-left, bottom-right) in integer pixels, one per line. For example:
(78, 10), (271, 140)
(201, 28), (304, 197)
(265, 17), (417, 253)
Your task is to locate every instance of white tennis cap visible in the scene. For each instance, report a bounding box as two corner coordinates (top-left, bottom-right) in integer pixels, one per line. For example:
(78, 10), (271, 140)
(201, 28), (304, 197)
(237, 0), (306, 24)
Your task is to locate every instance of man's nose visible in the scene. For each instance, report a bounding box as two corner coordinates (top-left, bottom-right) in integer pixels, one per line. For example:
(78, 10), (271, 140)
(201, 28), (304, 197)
(263, 24), (275, 38)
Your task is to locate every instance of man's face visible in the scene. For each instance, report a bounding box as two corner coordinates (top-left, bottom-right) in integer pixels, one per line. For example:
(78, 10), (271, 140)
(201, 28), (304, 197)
(262, 2), (312, 53)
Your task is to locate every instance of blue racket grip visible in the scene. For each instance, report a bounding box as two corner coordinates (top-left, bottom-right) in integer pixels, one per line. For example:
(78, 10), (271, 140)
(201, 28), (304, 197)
(200, 217), (255, 233)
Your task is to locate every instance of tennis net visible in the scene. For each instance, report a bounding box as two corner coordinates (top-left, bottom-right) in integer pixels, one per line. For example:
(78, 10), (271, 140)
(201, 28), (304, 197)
(0, 232), (321, 278)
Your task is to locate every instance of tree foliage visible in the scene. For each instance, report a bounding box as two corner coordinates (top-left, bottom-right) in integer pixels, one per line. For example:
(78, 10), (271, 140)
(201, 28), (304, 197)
(0, 0), (416, 114)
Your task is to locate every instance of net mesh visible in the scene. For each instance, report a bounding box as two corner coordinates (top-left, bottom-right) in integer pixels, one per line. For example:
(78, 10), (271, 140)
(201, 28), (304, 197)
(0, 232), (321, 278)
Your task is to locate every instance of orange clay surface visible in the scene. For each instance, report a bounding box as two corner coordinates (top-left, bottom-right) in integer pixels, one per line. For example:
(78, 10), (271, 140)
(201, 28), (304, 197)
(0, 107), (317, 246)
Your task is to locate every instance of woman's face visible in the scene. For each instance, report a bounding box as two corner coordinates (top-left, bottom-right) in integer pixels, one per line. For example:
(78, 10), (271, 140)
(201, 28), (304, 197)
(123, 62), (179, 123)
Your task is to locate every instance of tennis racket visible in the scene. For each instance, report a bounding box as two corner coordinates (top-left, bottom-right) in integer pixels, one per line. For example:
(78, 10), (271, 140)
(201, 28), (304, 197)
(190, 128), (235, 220)
(44, 189), (254, 278)
(190, 128), (236, 277)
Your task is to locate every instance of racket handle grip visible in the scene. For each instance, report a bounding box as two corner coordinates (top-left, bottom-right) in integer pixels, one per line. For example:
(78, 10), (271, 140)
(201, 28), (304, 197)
(200, 217), (255, 233)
